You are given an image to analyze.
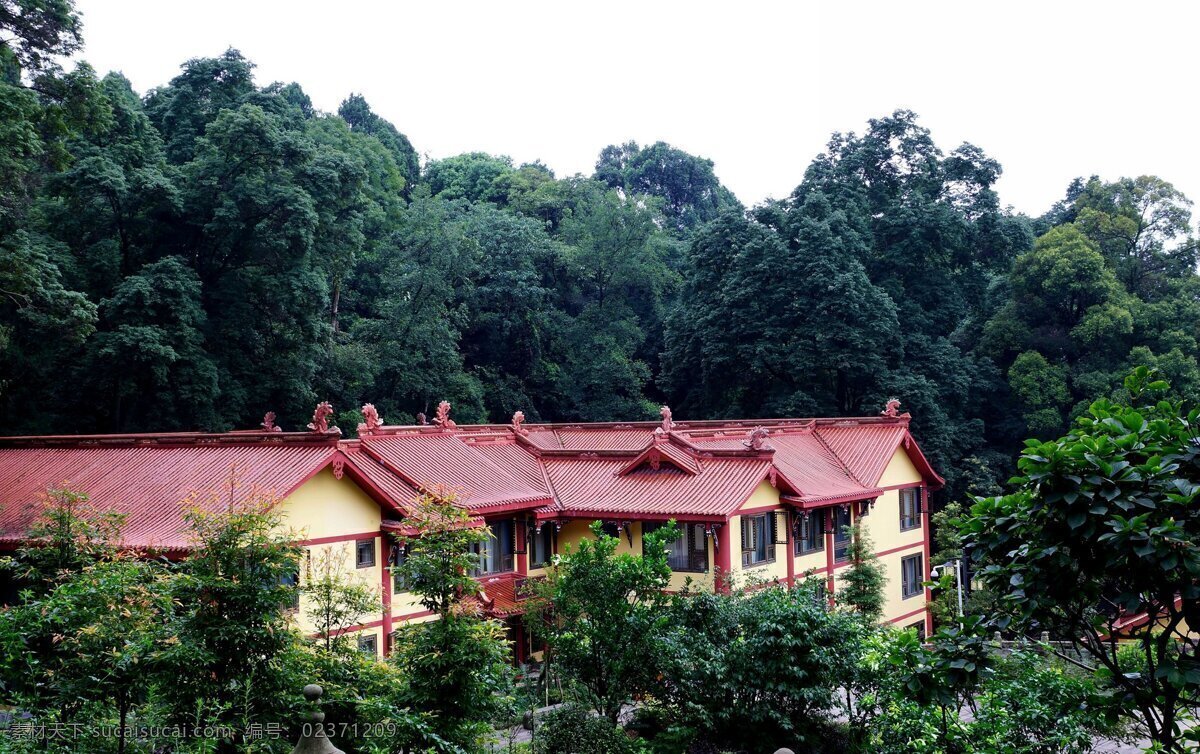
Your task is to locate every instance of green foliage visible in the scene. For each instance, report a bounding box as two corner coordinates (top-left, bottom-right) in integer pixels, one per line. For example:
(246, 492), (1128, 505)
(860, 631), (1121, 754)
(532, 704), (642, 754)
(304, 545), (379, 653)
(528, 520), (678, 723)
(0, 0), (83, 75)
(0, 558), (171, 753)
(7, 486), (123, 594)
(389, 490), (515, 751)
(391, 615), (514, 752)
(595, 140), (740, 231)
(963, 367), (1200, 751)
(392, 489), (490, 616)
(654, 579), (857, 751)
(155, 486), (303, 743)
(837, 518), (887, 622)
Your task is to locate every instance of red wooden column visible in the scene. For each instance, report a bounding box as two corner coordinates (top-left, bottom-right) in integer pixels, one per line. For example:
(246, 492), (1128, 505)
(784, 510), (795, 588)
(920, 485), (933, 635)
(381, 535), (393, 656)
(516, 518), (528, 575)
(716, 521), (732, 593)
(824, 509), (835, 604)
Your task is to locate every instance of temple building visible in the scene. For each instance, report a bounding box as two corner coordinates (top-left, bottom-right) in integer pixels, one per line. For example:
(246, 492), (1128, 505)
(0, 401), (940, 658)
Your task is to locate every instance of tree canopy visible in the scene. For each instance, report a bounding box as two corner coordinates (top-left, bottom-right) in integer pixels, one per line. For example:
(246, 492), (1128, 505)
(0, 22), (1196, 510)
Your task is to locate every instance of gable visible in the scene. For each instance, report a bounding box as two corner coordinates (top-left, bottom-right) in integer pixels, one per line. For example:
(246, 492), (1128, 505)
(280, 468), (382, 540)
(878, 447), (922, 488)
(739, 480), (781, 511)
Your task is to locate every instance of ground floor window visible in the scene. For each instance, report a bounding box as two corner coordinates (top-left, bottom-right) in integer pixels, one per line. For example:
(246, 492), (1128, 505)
(645, 521), (709, 572)
(357, 633), (378, 655)
(794, 511), (824, 555)
(902, 553), (924, 599)
(832, 506), (852, 562)
(355, 538), (376, 568)
(909, 620), (927, 640)
(391, 545), (407, 593)
(279, 570), (300, 611)
(740, 513), (776, 568)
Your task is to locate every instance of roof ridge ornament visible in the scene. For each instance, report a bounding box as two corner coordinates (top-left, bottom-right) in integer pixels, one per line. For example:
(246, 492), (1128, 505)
(260, 412), (282, 432)
(744, 426), (773, 451)
(511, 410), (528, 435)
(357, 403), (382, 437)
(880, 398), (912, 420)
(307, 402), (339, 434)
(433, 401), (457, 430)
(654, 405), (675, 441)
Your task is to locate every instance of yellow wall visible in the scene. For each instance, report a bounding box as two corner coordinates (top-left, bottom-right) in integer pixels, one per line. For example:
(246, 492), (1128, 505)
(847, 447), (927, 625)
(278, 469), (388, 653)
(281, 468), (381, 539)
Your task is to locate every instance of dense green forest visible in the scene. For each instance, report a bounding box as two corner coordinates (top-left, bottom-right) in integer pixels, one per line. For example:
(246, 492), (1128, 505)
(2, 5), (1197, 503)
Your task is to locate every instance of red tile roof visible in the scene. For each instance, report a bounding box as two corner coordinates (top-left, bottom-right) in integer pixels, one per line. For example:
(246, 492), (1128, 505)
(542, 456), (771, 519)
(0, 438), (341, 550)
(360, 433), (553, 511)
(0, 412), (940, 548)
(471, 575), (527, 617)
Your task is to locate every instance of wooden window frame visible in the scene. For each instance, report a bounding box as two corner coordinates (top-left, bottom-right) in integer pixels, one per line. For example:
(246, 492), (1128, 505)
(794, 512), (825, 555)
(740, 513), (776, 568)
(899, 487), (923, 532)
(901, 553), (924, 599)
(646, 521), (709, 573)
(528, 523), (556, 569)
(357, 633), (378, 655)
(355, 538), (376, 569)
(471, 518), (516, 576)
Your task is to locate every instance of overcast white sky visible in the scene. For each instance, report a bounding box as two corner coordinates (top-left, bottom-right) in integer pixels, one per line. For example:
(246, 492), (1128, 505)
(72, 0), (1199, 219)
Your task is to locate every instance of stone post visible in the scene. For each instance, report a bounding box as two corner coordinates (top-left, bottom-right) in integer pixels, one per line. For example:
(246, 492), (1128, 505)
(291, 684), (345, 754)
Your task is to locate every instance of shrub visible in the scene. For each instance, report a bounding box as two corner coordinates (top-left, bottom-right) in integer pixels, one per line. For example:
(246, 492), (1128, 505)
(533, 704), (641, 754)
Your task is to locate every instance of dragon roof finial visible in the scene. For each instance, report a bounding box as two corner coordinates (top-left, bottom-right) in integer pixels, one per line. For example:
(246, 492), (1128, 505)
(260, 411), (282, 432)
(433, 401), (457, 430)
(659, 405), (674, 433)
(744, 426), (772, 451)
(511, 410), (528, 435)
(357, 403), (382, 437)
(307, 401), (338, 433)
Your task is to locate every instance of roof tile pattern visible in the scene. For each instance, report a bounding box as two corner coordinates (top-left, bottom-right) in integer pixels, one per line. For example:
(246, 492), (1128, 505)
(814, 424), (910, 487)
(362, 434), (552, 509)
(0, 415), (938, 550)
(0, 443), (337, 549)
(543, 456), (771, 517)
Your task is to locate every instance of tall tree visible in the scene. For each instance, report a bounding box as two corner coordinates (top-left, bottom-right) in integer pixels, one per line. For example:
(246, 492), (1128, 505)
(595, 140), (741, 232)
(963, 368), (1200, 752)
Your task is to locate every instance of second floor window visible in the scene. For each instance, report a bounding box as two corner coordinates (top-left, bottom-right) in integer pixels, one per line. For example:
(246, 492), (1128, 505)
(794, 512), (825, 555)
(356, 539), (375, 568)
(900, 488), (923, 531)
(471, 518), (515, 576)
(902, 553), (924, 599)
(741, 513), (776, 568)
(644, 521), (709, 573)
